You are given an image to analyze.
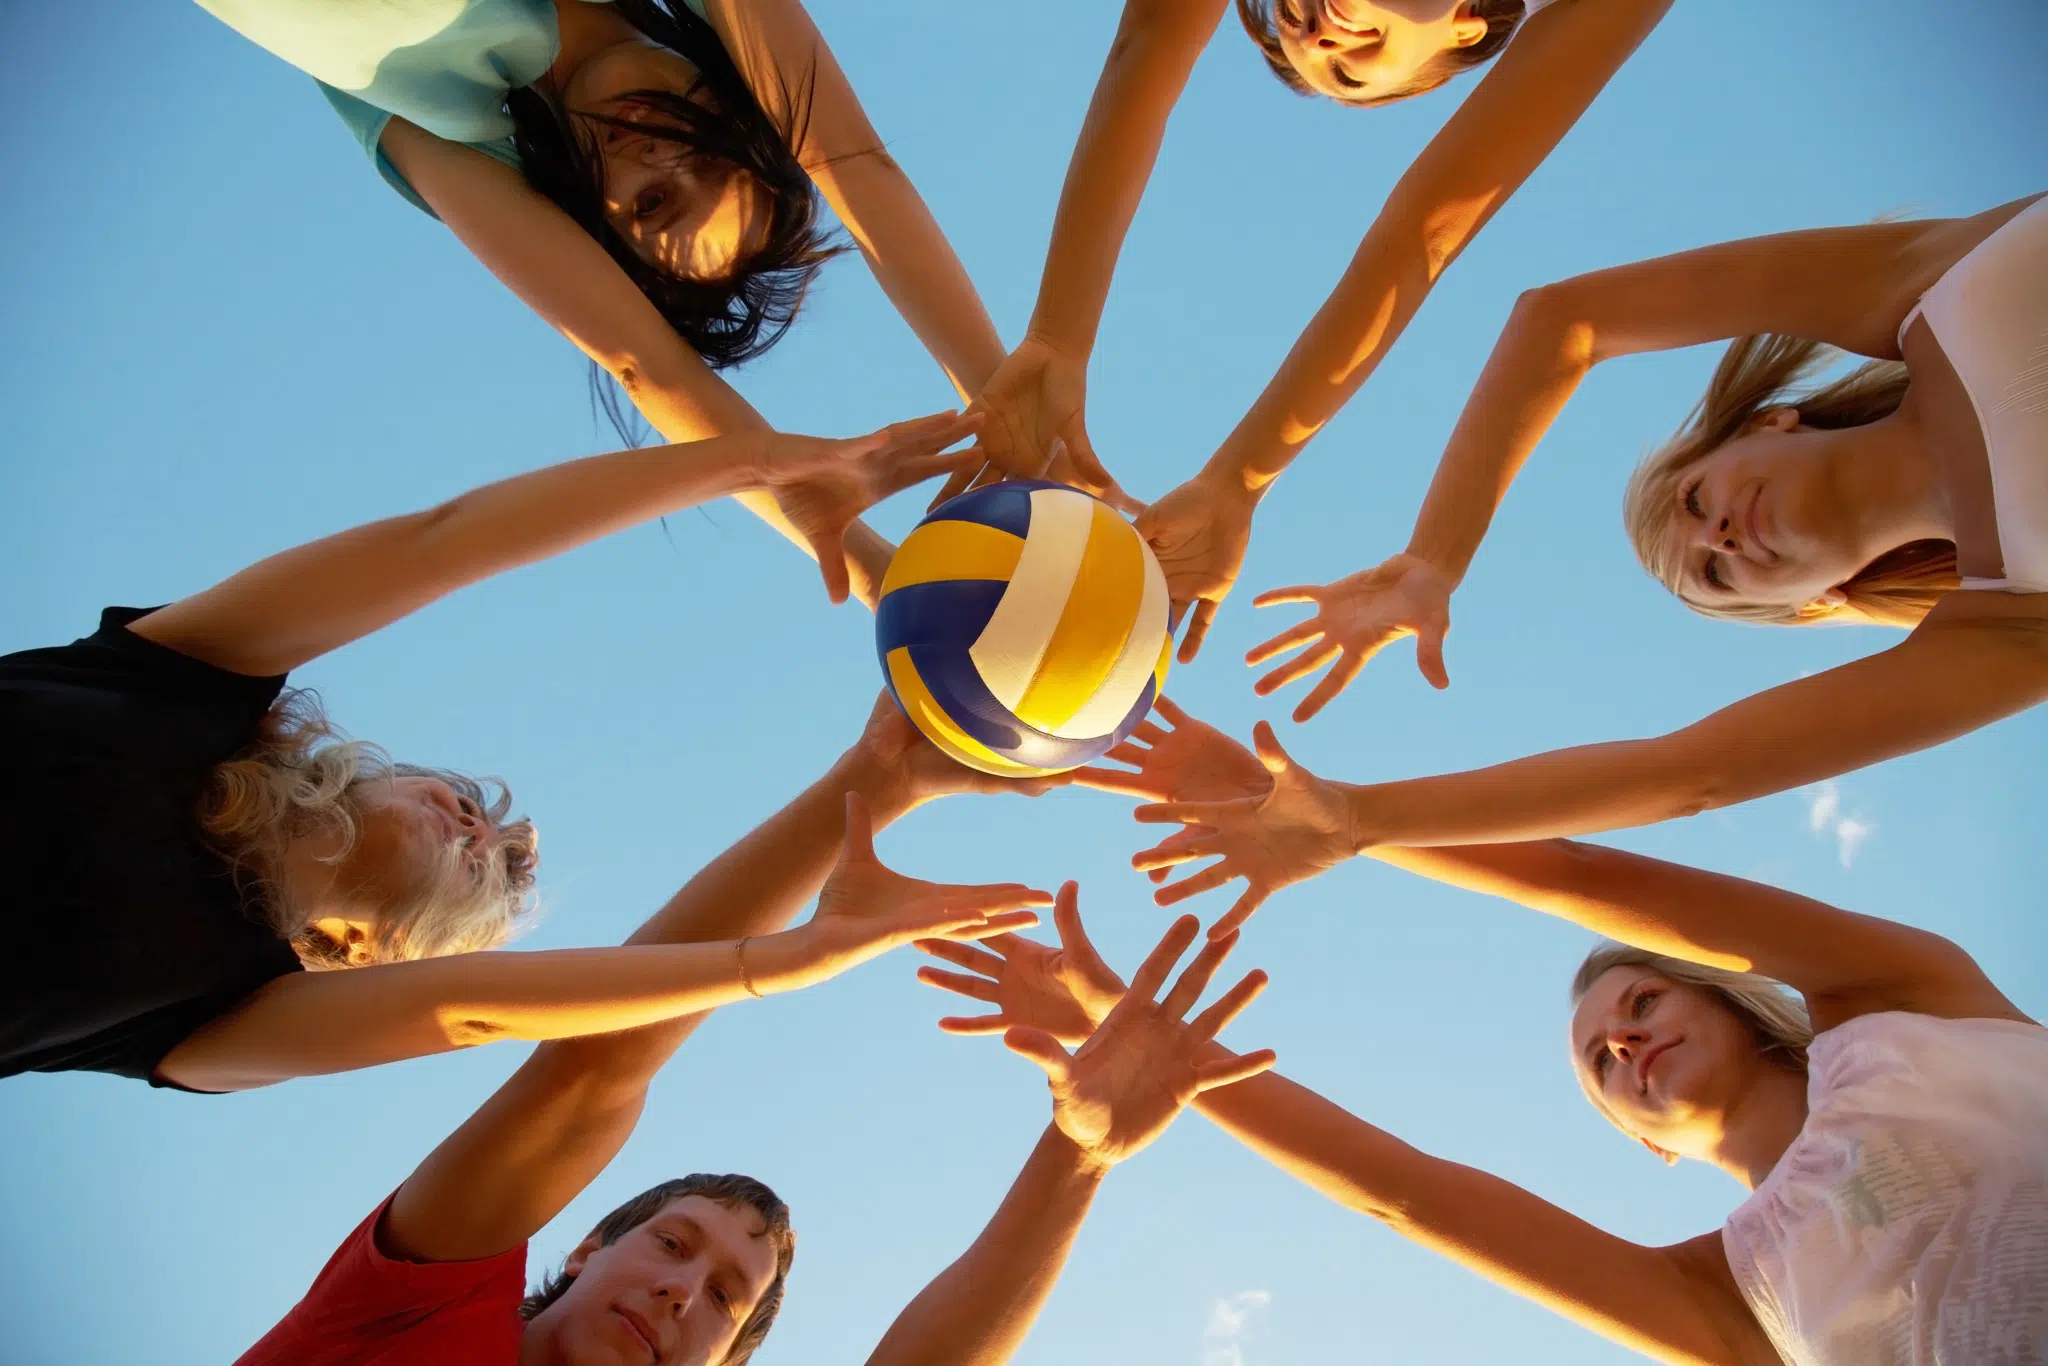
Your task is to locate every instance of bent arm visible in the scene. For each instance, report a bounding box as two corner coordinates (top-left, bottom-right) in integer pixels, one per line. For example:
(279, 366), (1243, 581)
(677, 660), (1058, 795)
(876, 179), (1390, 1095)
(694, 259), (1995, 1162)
(1345, 595), (2048, 848)
(378, 118), (896, 605)
(129, 431), (767, 675)
(1369, 842), (2025, 1027)
(1205, 0), (1671, 494)
(1022, 0), (1230, 359)
(701, 0), (1006, 398)
(1192, 1066), (1763, 1366)
(863, 1126), (1108, 1366)
(375, 744), (917, 1264)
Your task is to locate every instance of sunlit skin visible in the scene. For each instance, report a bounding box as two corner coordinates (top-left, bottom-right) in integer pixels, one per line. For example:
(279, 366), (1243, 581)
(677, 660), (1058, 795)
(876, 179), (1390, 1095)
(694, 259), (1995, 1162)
(1568, 967), (1809, 1186)
(1272, 0), (1488, 102)
(520, 1196), (780, 1366)
(294, 775), (502, 963)
(1662, 403), (1953, 614)
(549, 15), (771, 281)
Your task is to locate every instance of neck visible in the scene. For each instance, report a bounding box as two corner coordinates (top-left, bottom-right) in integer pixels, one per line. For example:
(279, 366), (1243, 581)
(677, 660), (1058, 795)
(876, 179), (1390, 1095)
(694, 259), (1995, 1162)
(546, 0), (643, 89)
(1709, 1061), (1810, 1190)
(275, 828), (369, 939)
(1830, 401), (1954, 560)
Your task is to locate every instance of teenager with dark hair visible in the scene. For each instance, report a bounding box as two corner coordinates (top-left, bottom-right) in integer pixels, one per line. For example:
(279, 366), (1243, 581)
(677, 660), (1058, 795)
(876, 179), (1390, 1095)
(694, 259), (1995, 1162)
(0, 411), (993, 1094)
(234, 698), (1275, 1366)
(956, 0), (1673, 655)
(198, 0), (1010, 605)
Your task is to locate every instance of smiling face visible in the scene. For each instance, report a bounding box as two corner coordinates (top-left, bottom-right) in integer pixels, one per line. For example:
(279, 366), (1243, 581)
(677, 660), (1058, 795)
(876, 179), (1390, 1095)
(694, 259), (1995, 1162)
(344, 775), (498, 900)
(1568, 966), (1770, 1162)
(1657, 411), (1880, 615)
(1271, 0), (1488, 102)
(558, 40), (770, 281)
(534, 1196), (782, 1366)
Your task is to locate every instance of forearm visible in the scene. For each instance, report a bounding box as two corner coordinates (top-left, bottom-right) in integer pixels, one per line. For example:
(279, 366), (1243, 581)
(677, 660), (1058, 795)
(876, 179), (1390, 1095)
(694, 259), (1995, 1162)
(1026, 0), (1225, 356)
(1402, 290), (1594, 580)
(864, 1126), (1108, 1366)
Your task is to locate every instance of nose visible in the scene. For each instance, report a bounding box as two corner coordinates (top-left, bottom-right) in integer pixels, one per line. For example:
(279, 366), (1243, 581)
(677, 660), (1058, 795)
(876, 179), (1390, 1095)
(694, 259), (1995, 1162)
(1604, 1022), (1648, 1062)
(652, 1275), (698, 1319)
(1691, 510), (1740, 554)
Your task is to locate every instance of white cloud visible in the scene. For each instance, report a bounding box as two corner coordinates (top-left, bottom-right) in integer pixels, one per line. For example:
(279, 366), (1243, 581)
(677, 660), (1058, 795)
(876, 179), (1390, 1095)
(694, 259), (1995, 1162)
(1802, 782), (1875, 868)
(1203, 1290), (1271, 1366)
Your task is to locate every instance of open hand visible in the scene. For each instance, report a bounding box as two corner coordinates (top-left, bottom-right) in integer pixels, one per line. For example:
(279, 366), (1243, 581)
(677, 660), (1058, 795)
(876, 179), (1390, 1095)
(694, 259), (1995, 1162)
(1135, 470), (1261, 664)
(760, 410), (984, 604)
(929, 337), (1137, 512)
(915, 882), (1126, 1046)
(853, 692), (1072, 810)
(1003, 914), (1275, 1168)
(798, 793), (1052, 984)
(1071, 695), (1273, 885)
(1132, 722), (1357, 939)
(1247, 553), (1454, 720)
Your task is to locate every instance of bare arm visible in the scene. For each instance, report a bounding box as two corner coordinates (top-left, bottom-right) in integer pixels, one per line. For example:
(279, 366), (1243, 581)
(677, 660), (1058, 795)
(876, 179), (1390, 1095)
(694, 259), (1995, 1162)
(700, 0), (1007, 400)
(377, 118), (900, 604)
(862, 1127), (1109, 1366)
(1369, 842), (2026, 1028)
(1343, 593), (2048, 848)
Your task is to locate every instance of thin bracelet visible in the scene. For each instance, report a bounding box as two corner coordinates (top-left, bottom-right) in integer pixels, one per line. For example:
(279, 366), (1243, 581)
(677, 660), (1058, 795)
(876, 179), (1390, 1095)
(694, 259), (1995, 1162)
(735, 937), (762, 998)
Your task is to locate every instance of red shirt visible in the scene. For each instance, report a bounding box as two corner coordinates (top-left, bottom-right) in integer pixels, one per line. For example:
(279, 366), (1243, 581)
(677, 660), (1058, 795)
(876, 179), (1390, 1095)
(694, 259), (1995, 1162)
(235, 1197), (530, 1365)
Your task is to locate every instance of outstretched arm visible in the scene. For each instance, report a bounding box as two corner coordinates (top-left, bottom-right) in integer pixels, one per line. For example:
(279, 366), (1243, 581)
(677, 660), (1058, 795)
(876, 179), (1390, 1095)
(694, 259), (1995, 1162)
(1141, 0), (1672, 657)
(374, 705), (1054, 1264)
(873, 907), (1273, 1366)
(130, 412), (973, 675)
(918, 896), (1769, 1366)
(700, 0), (1007, 401)
(377, 118), (902, 604)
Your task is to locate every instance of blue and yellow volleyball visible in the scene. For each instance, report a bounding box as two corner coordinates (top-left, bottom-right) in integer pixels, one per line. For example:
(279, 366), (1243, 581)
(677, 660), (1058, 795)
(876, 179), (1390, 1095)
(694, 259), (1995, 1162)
(876, 480), (1172, 777)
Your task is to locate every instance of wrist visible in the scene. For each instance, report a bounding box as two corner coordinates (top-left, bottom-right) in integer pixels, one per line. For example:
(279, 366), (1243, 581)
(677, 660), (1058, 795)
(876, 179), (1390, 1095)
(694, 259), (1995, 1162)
(1340, 781), (1382, 855)
(1395, 544), (1464, 590)
(739, 929), (819, 995)
(1019, 321), (1092, 367)
(1196, 455), (1273, 504)
(731, 429), (782, 494)
(1042, 1124), (1116, 1183)
(828, 745), (919, 825)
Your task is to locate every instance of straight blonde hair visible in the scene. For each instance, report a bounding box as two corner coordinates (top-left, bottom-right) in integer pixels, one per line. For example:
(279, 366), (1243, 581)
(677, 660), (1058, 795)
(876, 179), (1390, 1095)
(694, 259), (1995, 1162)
(1623, 333), (1957, 628)
(200, 689), (539, 968)
(1570, 942), (1814, 1073)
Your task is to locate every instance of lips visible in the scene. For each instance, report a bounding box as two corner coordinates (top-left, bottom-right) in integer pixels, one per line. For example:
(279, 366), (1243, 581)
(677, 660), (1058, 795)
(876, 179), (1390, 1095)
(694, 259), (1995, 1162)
(1740, 484), (1776, 563)
(1318, 0), (1379, 36)
(613, 1306), (660, 1361)
(1638, 1039), (1679, 1089)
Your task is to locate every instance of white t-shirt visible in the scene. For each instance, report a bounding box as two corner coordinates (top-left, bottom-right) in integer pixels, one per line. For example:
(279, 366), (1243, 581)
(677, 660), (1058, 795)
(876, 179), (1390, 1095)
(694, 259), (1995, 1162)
(1721, 1012), (2048, 1365)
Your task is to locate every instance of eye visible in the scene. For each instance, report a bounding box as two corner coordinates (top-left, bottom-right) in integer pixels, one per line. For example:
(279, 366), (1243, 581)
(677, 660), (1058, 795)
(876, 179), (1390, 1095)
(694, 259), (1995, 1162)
(1591, 1046), (1612, 1077)
(1702, 556), (1727, 592)
(1330, 62), (1366, 91)
(633, 186), (669, 221)
(1276, 0), (1302, 26)
(1684, 482), (1705, 519)
(1631, 988), (1660, 1018)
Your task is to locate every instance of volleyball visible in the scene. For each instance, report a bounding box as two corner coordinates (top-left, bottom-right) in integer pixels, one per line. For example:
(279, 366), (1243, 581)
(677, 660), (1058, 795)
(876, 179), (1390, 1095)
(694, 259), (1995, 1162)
(875, 480), (1171, 777)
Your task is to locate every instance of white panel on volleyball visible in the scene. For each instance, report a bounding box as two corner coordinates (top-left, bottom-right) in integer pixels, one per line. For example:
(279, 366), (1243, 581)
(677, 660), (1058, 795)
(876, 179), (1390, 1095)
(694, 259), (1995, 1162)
(1046, 541), (1168, 738)
(969, 488), (1096, 711)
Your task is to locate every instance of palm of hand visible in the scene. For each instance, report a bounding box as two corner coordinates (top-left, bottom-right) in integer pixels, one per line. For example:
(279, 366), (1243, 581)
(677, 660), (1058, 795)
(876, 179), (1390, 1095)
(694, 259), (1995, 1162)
(1141, 479), (1252, 606)
(1325, 557), (1450, 648)
(1228, 763), (1355, 897)
(1050, 1014), (1204, 1164)
(996, 938), (1124, 1045)
(811, 859), (932, 961)
(978, 340), (1084, 479)
(1135, 718), (1271, 805)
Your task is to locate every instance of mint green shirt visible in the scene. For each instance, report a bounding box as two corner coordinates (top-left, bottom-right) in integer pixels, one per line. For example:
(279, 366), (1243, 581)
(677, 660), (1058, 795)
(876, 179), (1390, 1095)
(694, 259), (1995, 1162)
(197, 0), (714, 216)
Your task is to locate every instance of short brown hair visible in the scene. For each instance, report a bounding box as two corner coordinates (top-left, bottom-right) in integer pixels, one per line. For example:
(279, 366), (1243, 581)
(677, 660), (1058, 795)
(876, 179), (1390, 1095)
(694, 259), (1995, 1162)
(521, 1173), (797, 1365)
(1235, 0), (1526, 105)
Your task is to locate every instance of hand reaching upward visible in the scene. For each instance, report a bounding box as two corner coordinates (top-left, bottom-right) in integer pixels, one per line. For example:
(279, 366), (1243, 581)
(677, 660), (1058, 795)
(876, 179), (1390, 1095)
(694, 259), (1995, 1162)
(1072, 696), (1273, 806)
(791, 793), (1053, 987)
(1247, 553), (1454, 720)
(929, 337), (1138, 512)
(758, 410), (984, 604)
(1001, 913), (1276, 1168)
(916, 882), (1127, 1046)
(1132, 722), (1358, 939)
(852, 692), (1073, 811)
(1134, 470), (1262, 664)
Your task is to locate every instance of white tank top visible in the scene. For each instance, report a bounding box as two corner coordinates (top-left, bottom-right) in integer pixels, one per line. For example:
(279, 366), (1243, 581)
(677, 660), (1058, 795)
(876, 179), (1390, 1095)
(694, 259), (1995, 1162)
(1899, 195), (2048, 593)
(1720, 1012), (2048, 1366)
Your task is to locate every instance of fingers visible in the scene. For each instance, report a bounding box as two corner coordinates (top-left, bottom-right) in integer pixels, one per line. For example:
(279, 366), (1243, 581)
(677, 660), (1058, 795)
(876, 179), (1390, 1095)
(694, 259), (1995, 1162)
(1051, 882), (1113, 980)
(926, 461), (979, 512)
(1251, 721), (1293, 774)
(1067, 766), (1157, 799)
(1120, 914), (1201, 1009)
(1176, 599), (1219, 664)
(914, 965), (1000, 1002)
(1205, 888), (1267, 941)
(1189, 967), (1267, 1039)
(1158, 928), (1237, 1019)
(1192, 1048), (1278, 1092)
(1244, 618), (1325, 668)
(925, 883), (1058, 917)
(1132, 800), (1227, 827)
(1130, 829), (1217, 872)
(884, 446), (985, 497)
(1149, 865), (1169, 885)
(1250, 585), (1322, 609)
(936, 1014), (1012, 1036)
(1252, 641), (1340, 698)
(1130, 720), (1167, 746)
(929, 911), (1043, 943)
(1415, 623), (1451, 691)
(1293, 651), (1369, 723)
(1152, 862), (1239, 906)
(814, 529), (852, 606)
(913, 936), (1008, 972)
(840, 790), (875, 863)
(1001, 1025), (1073, 1082)
(1152, 695), (1191, 728)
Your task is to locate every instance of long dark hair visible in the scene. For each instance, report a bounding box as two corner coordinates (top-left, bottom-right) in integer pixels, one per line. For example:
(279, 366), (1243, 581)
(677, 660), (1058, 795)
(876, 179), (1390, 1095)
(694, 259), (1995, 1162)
(507, 0), (845, 437)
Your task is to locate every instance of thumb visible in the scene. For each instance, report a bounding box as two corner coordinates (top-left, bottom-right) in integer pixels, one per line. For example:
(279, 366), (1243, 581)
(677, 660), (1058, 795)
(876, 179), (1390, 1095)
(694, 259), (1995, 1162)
(1002, 1026), (1073, 1082)
(1415, 621), (1450, 691)
(813, 527), (851, 606)
(1251, 720), (1293, 776)
(839, 790), (876, 864)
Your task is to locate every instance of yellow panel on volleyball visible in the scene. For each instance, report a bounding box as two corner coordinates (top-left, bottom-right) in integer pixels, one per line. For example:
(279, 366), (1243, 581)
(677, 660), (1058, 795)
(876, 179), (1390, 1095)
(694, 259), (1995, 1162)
(885, 647), (1047, 778)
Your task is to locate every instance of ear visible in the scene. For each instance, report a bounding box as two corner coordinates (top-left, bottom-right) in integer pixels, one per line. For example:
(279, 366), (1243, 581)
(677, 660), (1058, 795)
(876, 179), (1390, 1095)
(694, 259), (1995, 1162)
(561, 1231), (606, 1278)
(1751, 406), (1803, 434)
(1638, 1136), (1680, 1166)
(1449, 3), (1489, 48)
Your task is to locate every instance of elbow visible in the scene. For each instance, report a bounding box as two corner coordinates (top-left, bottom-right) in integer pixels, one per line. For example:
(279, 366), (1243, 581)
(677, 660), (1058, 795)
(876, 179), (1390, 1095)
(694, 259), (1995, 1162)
(440, 1014), (514, 1049)
(1510, 282), (1599, 367)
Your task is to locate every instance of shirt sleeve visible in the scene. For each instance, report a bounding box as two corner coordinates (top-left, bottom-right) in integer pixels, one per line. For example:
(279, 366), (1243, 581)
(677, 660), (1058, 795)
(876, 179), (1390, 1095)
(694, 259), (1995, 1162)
(234, 1195), (530, 1365)
(91, 606), (289, 717)
(318, 82), (526, 220)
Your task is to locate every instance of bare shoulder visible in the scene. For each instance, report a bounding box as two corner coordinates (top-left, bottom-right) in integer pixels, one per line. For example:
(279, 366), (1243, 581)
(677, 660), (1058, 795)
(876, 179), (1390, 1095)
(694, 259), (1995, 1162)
(1886, 192), (2048, 325)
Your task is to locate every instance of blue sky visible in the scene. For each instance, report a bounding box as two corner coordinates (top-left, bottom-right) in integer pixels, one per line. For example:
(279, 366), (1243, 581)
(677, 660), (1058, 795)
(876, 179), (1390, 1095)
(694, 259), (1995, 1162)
(3, 3), (2044, 1363)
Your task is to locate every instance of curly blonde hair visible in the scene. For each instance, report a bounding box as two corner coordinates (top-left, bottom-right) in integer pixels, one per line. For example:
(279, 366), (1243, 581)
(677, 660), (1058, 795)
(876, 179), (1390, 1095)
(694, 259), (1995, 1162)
(1623, 333), (1956, 628)
(199, 689), (539, 968)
